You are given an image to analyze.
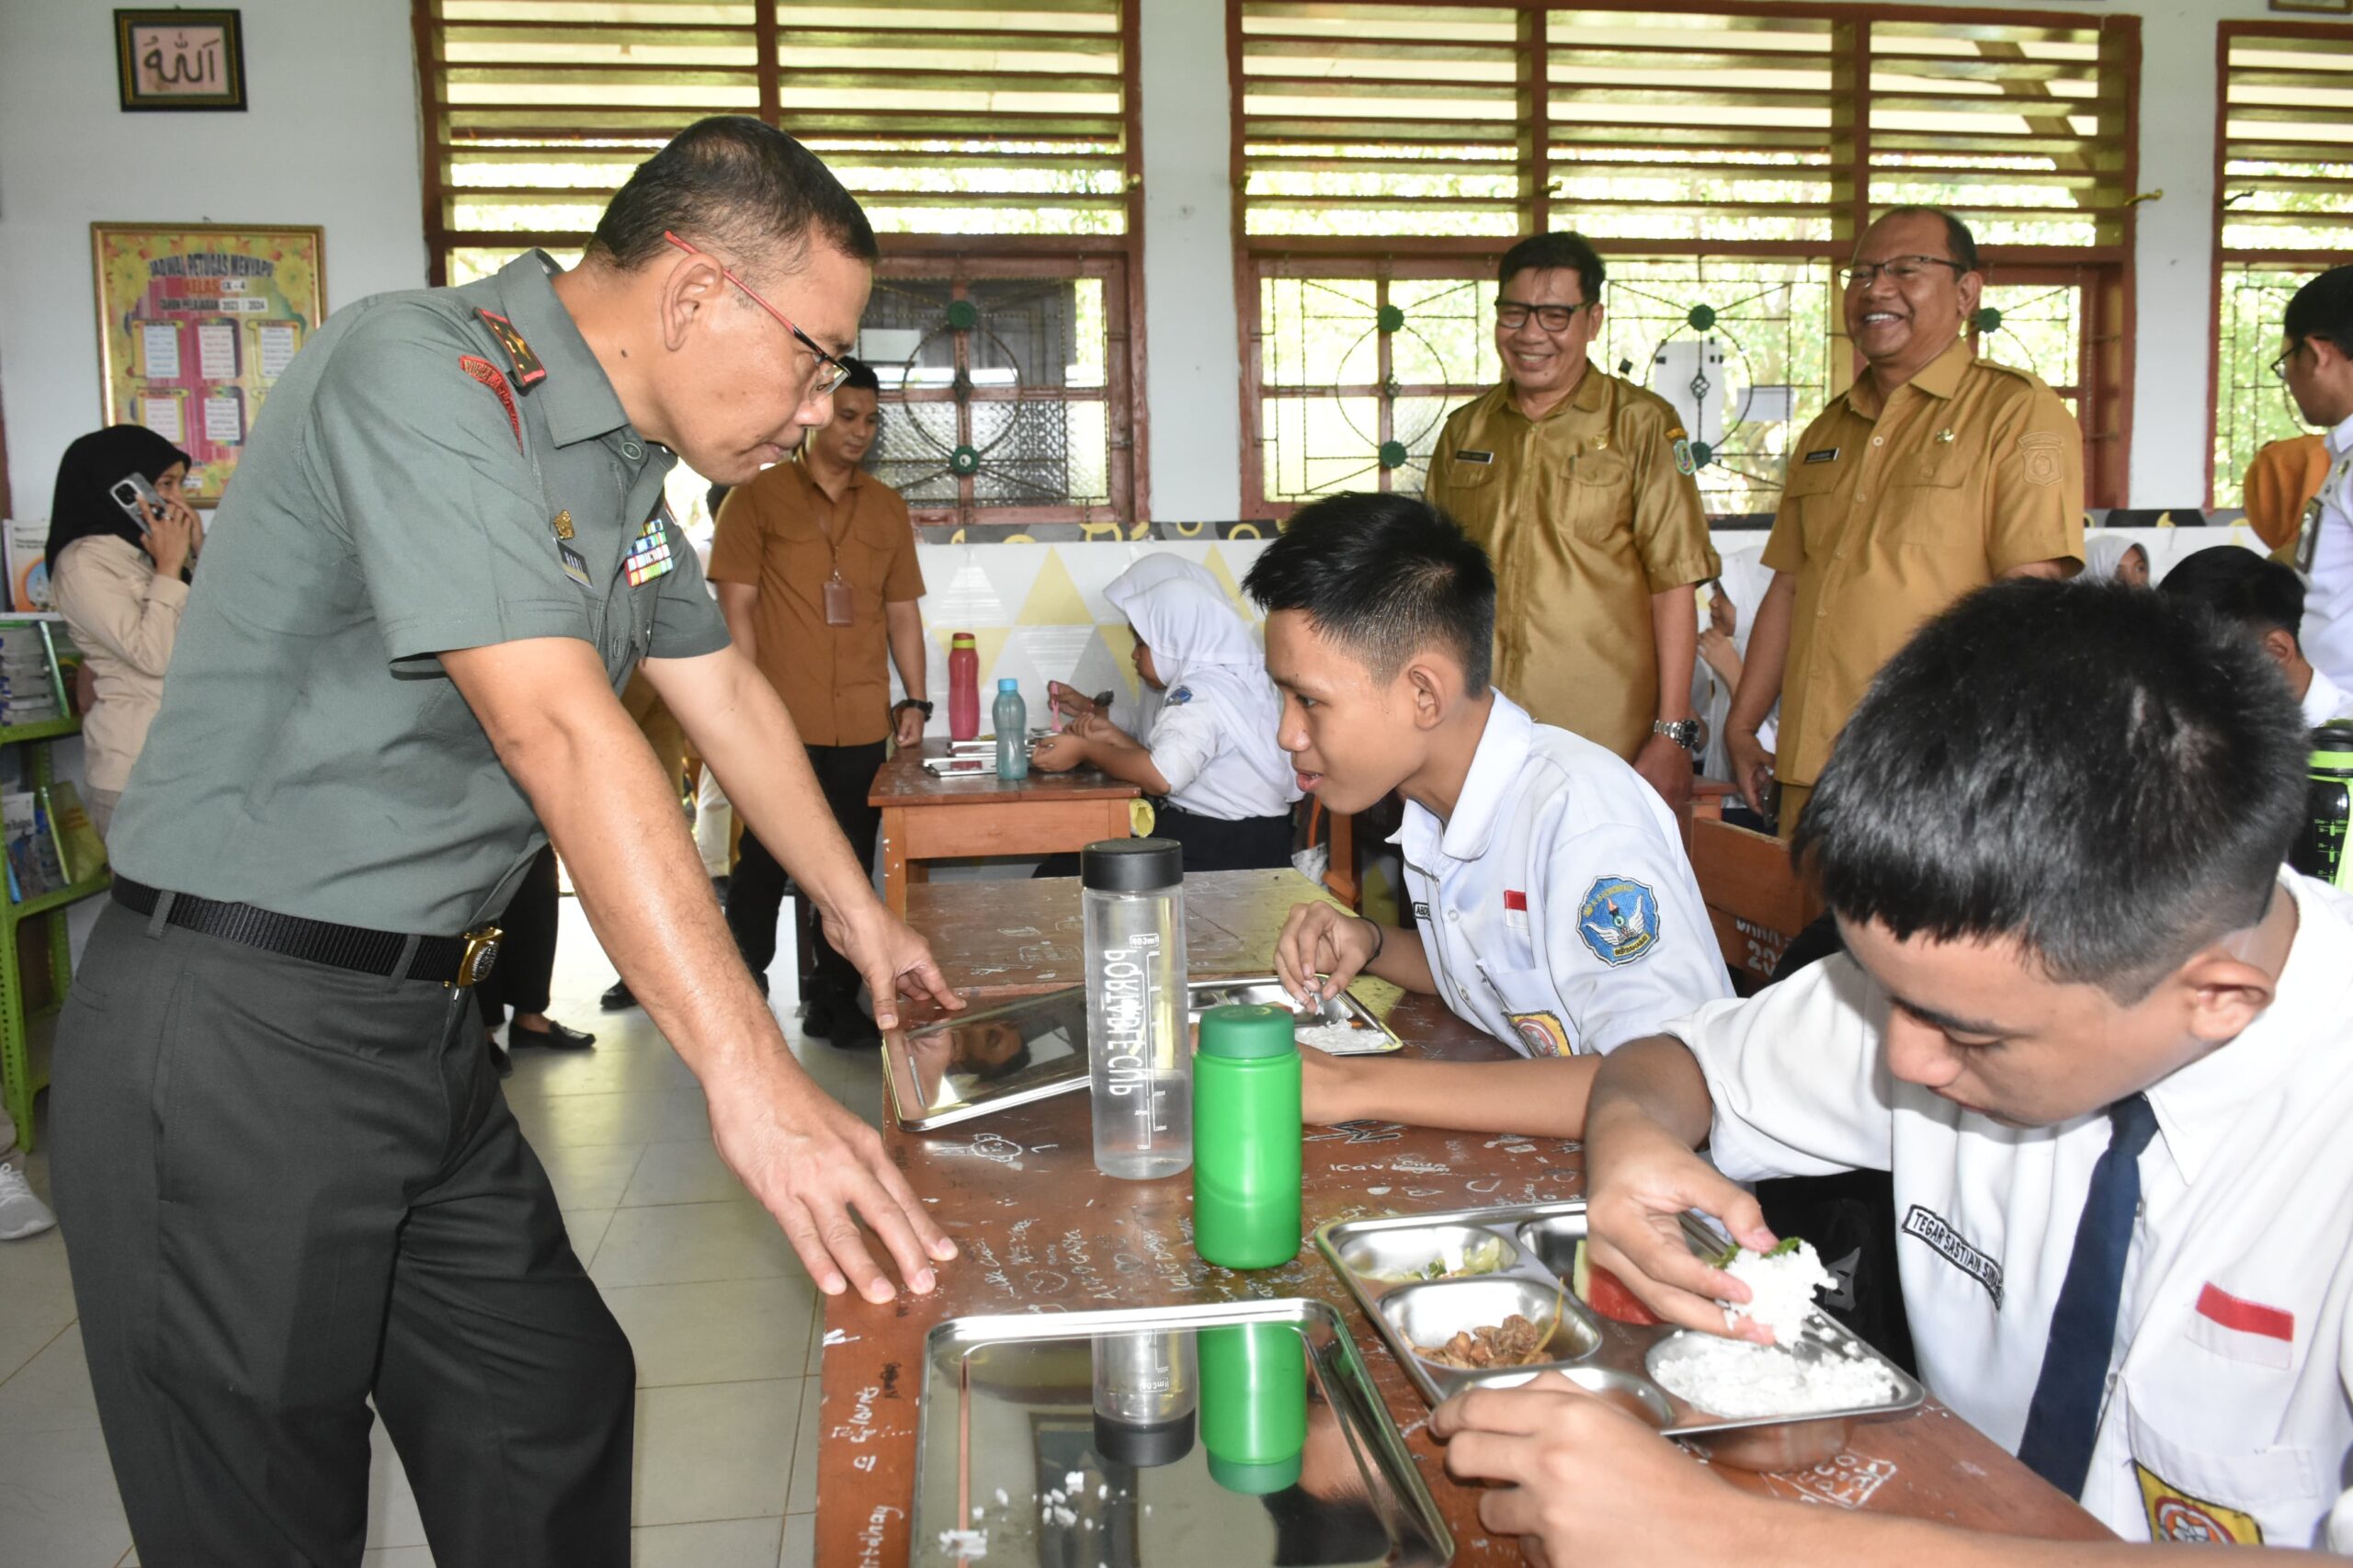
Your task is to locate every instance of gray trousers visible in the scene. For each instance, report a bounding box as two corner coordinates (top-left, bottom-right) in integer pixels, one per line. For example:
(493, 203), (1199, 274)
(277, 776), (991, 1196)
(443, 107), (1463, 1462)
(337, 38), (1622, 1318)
(51, 902), (633, 1568)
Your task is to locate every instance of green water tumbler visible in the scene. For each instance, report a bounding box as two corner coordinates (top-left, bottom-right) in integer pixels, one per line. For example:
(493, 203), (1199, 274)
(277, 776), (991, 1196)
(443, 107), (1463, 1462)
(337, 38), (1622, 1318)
(1192, 1004), (1302, 1269)
(1199, 1322), (1308, 1495)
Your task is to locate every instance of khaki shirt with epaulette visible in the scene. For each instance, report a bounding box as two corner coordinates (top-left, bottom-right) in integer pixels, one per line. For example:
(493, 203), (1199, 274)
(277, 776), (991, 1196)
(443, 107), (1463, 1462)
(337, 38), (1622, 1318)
(1761, 339), (2085, 789)
(108, 251), (733, 934)
(1426, 366), (1720, 761)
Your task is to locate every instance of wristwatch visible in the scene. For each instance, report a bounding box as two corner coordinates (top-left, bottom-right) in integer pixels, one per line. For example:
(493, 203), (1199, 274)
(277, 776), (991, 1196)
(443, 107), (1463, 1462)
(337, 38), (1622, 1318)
(1652, 718), (1701, 751)
(895, 699), (935, 719)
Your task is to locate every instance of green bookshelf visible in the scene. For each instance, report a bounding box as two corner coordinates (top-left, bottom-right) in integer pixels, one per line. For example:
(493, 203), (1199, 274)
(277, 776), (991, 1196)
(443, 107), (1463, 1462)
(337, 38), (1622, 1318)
(1, 615), (109, 1153)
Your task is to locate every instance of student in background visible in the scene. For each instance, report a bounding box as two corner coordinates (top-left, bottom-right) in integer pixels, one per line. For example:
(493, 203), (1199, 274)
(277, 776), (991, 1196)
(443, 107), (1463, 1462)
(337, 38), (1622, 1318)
(1691, 549), (1775, 788)
(45, 426), (203, 839)
(2160, 543), (2353, 726)
(1030, 554), (1300, 872)
(1249, 494), (1726, 1137)
(2081, 533), (2150, 586)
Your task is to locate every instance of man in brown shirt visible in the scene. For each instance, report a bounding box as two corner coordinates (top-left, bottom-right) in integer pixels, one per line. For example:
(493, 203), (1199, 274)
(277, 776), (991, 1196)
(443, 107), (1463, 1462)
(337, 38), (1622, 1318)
(1427, 232), (1721, 812)
(710, 359), (929, 1048)
(1727, 207), (2084, 835)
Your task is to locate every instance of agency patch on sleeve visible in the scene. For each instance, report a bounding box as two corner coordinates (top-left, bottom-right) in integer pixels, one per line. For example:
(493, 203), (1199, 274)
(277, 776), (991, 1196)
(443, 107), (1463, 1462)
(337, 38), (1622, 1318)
(2019, 430), (2064, 487)
(1577, 876), (1659, 966)
(2135, 1462), (2263, 1545)
(1672, 437), (1697, 477)
(459, 355), (523, 453)
(1506, 1010), (1575, 1059)
(1165, 686), (1192, 706)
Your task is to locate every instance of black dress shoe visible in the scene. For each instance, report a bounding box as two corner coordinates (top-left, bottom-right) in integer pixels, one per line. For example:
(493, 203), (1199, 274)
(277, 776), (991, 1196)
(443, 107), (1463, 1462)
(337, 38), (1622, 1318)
(829, 1009), (882, 1051)
(489, 1040), (514, 1078)
(599, 978), (637, 1011)
(801, 997), (835, 1040)
(512, 1019), (596, 1051)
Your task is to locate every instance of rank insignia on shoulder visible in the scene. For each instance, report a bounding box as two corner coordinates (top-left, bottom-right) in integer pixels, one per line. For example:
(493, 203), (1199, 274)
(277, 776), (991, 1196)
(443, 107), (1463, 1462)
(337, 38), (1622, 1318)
(459, 355), (523, 453)
(551, 509), (574, 540)
(1455, 449), (1495, 465)
(473, 309), (547, 390)
(1803, 448), (1841, 464)
(1165, 686), (1192, 706)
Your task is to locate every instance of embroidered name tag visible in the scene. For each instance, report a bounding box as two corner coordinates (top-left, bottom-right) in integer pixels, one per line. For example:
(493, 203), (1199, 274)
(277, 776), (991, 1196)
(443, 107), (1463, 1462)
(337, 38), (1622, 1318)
(1803, 448), (1841, 464)
(1455, 449), (1495, 465)
(1900, 1203), (2004, 1305)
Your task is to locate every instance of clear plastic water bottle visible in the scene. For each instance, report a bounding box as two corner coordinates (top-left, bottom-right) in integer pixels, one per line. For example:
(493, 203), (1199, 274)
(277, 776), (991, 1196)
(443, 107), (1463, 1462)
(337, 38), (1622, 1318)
(994, 679), (1029, 780)
(1082, 837), (1190, 1179)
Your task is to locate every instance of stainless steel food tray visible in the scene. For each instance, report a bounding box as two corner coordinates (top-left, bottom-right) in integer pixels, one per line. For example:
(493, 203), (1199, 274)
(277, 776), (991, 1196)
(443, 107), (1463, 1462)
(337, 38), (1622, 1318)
(885, 975), (1400, 1133)
(1315, 1199), (1923, 1465)
(912, 1298), (1451, 1567)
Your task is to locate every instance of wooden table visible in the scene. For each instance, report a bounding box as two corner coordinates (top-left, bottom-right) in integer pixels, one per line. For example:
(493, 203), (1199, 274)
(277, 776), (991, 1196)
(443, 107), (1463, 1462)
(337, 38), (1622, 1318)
(869, 740), (1142, 916)
(816, 870), (2109, 1564)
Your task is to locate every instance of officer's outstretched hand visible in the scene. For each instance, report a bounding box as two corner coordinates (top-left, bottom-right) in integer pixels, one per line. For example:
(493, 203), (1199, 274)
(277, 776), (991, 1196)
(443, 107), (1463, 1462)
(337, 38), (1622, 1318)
(1274, 901), (1380, 1007)
(822, 899), (966, 1033)
(708, 1053), (956, 1304)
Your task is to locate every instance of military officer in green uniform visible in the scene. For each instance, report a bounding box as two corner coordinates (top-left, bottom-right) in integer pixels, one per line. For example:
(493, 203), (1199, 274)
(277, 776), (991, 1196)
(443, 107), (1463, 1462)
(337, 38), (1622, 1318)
(50, 119), (961, 1568)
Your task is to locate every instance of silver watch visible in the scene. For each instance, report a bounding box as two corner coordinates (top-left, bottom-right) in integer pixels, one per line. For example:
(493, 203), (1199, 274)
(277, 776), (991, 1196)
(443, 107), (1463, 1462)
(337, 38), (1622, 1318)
(1652, 718), (1701, 751)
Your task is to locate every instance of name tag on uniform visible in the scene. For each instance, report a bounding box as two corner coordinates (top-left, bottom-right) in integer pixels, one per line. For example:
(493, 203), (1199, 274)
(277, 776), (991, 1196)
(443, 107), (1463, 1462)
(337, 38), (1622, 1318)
(621, 504), (676, 588)
(556, 541), (593, 589)
(1803, 448), (1841, 464)
(1455, 449), (1495, 465)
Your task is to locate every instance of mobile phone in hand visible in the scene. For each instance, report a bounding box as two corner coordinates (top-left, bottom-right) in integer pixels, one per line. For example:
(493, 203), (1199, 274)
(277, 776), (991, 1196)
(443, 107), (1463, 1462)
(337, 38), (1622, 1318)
(108, 472), (165, 533)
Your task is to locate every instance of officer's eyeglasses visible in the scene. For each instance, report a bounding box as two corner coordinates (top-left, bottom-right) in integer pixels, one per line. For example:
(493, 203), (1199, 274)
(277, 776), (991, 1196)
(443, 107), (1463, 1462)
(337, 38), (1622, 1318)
(1495, 299), (1592, 333)
(2272, 341), (2313, 382)
(662, 231), (852, 398)
(1842, 256), (1970, 288)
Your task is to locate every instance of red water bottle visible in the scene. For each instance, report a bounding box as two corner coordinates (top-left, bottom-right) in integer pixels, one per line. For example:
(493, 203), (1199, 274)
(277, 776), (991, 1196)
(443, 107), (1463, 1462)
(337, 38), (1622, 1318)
(948, 632), (981, 741)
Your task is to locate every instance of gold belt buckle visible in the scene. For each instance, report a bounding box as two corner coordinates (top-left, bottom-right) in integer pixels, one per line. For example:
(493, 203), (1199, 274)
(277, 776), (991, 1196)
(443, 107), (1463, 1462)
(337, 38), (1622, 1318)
(450, 925), (504, 989)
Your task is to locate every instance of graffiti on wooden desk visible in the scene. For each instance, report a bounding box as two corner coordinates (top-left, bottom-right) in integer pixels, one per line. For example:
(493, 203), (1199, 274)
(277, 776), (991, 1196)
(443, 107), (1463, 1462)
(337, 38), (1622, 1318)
(858, 1503), (903, 1568)
(1306, 1119), (1405, 1145)
(880, 1362), (904, 1401)
(1000, 926), (1044, 937)
(1763, 1453), (1897, 1509)
(930, 1131), (1027, 1168)
(823, 1328), (857, 1348)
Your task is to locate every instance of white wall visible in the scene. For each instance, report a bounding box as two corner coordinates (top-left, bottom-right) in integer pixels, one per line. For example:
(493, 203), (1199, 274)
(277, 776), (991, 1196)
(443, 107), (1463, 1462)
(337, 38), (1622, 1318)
(0, 0), (426, 521)
(0, 0), (2310, 519)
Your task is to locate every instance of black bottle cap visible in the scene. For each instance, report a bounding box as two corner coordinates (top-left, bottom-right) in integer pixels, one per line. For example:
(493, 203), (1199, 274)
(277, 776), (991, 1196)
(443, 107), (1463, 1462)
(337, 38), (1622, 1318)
(1081, 836), (1183, 892)
(1093, 1409), (1196, 1469)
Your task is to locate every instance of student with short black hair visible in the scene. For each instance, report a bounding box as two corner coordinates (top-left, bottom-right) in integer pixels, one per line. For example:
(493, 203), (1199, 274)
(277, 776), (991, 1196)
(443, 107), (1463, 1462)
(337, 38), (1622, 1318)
(1434, 578), (2353, 1559)
(2160, 543), (2353, 725)
(1248, 493), (1727, 1136)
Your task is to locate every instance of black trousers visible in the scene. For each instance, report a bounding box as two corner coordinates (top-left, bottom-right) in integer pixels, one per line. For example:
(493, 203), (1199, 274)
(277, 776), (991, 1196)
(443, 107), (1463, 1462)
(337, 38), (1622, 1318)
(725, 739), (886, 1008)
(1034, 804), (1296, 881)
(475, 845), (558, 1028)
(51, 903), (633, 1568)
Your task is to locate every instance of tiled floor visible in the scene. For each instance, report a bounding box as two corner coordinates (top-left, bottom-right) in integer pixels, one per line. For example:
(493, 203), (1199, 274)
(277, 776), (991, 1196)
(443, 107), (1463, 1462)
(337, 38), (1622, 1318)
(0, 897), (870, 1567)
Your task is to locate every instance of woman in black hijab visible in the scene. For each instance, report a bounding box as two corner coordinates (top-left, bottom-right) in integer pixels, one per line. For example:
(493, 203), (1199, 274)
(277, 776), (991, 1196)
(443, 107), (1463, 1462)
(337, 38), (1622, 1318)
(45, 425), (203, 837)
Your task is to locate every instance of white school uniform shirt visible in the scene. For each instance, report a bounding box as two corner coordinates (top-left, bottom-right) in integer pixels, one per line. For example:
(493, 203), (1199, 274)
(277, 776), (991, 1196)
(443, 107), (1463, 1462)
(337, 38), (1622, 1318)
(1669, 869), (2353, 1547)
(1104, 557), (1298, 823)
(2298, 412), (2353, 694)
(1396, 691), (1728, 1058)
(2302, 664), (2353, 728)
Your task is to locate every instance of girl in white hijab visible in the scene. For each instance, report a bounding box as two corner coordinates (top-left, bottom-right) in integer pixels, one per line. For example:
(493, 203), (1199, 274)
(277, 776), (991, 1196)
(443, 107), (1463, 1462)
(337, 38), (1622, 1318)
(2081, 532), (2150, 586)
(1032, 554), (1302, 871)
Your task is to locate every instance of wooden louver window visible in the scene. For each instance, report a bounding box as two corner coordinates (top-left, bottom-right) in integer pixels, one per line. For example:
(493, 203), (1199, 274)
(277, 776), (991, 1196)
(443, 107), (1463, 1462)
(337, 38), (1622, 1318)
(418, 0), (1131, 282)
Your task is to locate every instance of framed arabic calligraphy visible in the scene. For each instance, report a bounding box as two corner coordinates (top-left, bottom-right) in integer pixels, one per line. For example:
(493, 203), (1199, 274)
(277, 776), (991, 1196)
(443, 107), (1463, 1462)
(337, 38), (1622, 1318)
(91, 223), (325, 506)
(114, 9), (245, 112)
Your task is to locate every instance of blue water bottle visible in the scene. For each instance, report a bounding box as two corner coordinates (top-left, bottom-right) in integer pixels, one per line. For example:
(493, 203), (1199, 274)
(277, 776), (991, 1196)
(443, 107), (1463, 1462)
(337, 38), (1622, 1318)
(994, 679), (1029, 779)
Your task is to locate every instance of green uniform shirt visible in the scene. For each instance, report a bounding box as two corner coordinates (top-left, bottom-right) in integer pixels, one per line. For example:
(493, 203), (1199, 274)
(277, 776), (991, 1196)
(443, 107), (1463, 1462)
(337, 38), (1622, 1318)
(109, 252), (731, 933)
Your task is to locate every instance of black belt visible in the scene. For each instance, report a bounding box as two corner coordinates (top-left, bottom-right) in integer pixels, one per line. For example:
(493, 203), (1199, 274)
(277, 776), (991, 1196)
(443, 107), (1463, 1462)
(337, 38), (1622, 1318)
(111, 878), (502, 987)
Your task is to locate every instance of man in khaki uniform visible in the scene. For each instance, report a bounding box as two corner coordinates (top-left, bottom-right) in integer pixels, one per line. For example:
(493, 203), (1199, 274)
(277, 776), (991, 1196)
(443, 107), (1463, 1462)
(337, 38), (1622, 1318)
(1727, 207), (2084, 835)
(1427, 232), (1721, 812)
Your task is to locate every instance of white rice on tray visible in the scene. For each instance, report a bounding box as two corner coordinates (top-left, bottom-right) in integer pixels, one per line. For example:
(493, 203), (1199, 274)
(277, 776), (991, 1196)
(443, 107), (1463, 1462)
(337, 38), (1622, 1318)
(1294, 1018), (1377, 1053)
(1722, 1241), (1836, 1344)
(1650, 1333), (1901, 1419)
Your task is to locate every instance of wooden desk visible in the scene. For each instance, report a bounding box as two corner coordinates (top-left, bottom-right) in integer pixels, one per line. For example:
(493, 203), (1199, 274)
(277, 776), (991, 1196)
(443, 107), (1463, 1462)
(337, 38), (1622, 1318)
(816, 871), (2108, 1564)
(869, 741), (1142, 916)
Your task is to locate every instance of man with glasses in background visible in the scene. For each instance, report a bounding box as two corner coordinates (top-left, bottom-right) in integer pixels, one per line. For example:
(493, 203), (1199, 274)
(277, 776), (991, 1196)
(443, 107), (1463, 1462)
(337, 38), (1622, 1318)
(51, 117), (962, 1568)
(1723, 205), (2084, 836)
(1426, 232), (1721, 814)
(2270, 265), (2353, 699)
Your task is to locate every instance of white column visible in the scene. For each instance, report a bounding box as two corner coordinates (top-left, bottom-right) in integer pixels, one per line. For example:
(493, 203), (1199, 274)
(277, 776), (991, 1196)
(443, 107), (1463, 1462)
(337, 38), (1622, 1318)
(1138, 0), (1245, 521)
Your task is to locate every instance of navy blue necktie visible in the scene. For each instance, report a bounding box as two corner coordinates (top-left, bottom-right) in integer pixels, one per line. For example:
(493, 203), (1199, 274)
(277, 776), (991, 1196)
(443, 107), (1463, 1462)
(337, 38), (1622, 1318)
(2016, 1093), (2158, 1497)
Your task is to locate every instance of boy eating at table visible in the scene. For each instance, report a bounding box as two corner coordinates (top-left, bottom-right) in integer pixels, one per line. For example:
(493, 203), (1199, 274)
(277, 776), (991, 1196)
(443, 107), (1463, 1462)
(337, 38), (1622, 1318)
(1434, 578), (2353, 1561)
(1245, 493), (1728, 1133)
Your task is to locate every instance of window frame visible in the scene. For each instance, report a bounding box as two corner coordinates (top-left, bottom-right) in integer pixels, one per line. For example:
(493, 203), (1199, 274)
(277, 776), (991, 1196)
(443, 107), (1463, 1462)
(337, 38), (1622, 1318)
(409, 0), (1150, 528)
(1229, 0), (2139, 520)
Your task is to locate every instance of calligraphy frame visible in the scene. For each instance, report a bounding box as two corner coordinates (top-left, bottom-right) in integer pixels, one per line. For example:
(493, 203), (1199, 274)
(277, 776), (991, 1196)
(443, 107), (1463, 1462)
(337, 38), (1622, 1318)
(114, 9), (246, 111)
(91, 222), (325, 506)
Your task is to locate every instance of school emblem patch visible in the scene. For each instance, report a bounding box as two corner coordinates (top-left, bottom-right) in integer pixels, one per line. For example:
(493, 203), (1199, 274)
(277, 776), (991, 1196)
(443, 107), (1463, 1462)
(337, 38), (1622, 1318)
(1506, 1009), (1574, 1059)
(1165, 686), (1192, 706)
(2019, 430), (2063, 488)
(2135, 1462), (2263, 1545)
(1577, 876), (1659, 966)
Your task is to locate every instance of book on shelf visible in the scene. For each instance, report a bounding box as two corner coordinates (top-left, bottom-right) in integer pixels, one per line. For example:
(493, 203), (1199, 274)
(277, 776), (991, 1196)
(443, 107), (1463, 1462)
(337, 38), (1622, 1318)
(38, 780), (106, 887)
(2, 789), (63, 901)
